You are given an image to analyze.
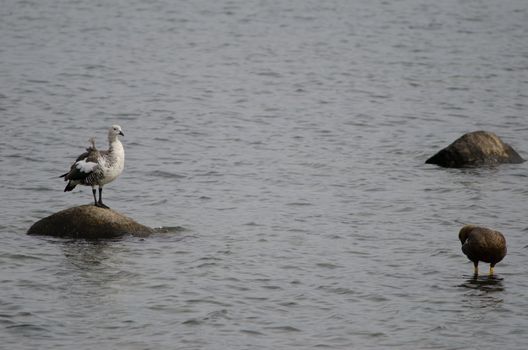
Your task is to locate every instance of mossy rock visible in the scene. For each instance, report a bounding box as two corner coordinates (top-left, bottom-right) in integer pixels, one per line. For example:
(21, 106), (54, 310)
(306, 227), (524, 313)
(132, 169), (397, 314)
(426, 131), (524, 168)
(27, 205), (154, 239)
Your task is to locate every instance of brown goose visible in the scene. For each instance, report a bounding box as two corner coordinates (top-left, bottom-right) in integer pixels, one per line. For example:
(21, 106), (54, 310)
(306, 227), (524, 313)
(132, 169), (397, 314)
(459, 225), (507, 275)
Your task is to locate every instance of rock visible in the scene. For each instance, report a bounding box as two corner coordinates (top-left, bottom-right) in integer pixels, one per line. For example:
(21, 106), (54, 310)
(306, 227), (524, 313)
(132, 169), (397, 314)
(27, 205), (154, 239)
(425, 131), (524, 168)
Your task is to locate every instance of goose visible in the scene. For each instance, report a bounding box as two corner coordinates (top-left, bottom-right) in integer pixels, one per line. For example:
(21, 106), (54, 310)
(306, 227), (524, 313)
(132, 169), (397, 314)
(60, 125), (125, 209)
(459, 225), (507, 275)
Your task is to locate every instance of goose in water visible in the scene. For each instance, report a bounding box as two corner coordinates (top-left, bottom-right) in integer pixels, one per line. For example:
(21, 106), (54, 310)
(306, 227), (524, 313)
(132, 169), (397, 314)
(60, 125), (125, 209)
(459, 225), (507, 275)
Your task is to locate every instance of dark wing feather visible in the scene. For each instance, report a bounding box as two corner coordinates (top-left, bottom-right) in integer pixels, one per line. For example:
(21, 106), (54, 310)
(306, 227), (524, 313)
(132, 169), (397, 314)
(61, 149), (101, 181)
(461, 241), (473, 260)
(75, 151), (90, 162)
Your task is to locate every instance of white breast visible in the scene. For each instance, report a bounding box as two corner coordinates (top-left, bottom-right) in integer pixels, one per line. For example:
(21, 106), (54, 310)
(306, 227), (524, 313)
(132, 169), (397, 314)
(99, 140), (125, 185)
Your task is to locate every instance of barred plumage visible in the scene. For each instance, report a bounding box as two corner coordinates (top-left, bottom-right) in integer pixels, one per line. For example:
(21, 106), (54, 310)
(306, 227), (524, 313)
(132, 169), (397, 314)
(60, 125), (125, 208)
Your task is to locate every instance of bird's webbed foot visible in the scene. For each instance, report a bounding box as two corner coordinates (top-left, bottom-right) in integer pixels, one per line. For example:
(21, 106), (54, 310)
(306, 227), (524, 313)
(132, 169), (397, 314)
(95, 202), (110, 209)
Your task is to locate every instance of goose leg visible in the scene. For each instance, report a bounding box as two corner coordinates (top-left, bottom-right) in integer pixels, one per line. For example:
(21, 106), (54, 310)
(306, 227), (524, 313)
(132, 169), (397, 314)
(489, 264), (495, 276)
(92, 188), (98, 206)
(96, 187), (110, 209)
(473, 261), (479, 275)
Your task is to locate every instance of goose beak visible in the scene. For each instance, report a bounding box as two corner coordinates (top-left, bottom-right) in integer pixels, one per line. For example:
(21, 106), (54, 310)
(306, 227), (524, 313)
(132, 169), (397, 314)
(119, 131), (124, 136)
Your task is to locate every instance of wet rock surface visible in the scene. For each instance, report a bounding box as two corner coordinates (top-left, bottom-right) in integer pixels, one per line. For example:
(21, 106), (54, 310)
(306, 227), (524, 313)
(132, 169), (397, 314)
(426, 131), (524, 168)
(27, 205), (154, 239)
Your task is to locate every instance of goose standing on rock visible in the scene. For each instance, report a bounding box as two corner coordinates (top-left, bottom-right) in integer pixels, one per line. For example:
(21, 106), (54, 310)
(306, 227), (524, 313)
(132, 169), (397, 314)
(60, 125), (125, 209)
(459, 225), (507, 275)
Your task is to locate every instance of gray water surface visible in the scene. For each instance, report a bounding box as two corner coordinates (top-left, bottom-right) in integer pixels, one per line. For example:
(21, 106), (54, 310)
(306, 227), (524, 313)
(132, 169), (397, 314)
(1, 0), (528, 349)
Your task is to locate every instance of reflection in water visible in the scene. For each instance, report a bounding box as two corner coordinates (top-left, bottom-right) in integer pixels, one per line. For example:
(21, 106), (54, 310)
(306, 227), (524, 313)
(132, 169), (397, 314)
(61, 240), (114, 270)
(458, 275), (504, 322)
(459, 274), (504, 293)
(57, 240), (137, 298)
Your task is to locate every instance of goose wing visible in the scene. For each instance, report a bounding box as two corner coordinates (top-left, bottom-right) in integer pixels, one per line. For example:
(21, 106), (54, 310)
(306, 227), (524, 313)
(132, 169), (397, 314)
(60, 149), (101, 181)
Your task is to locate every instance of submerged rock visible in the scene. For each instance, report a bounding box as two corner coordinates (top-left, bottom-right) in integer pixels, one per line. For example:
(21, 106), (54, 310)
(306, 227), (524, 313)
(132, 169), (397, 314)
(425, 131), (524, 168)
(27, 205), (154, 239)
